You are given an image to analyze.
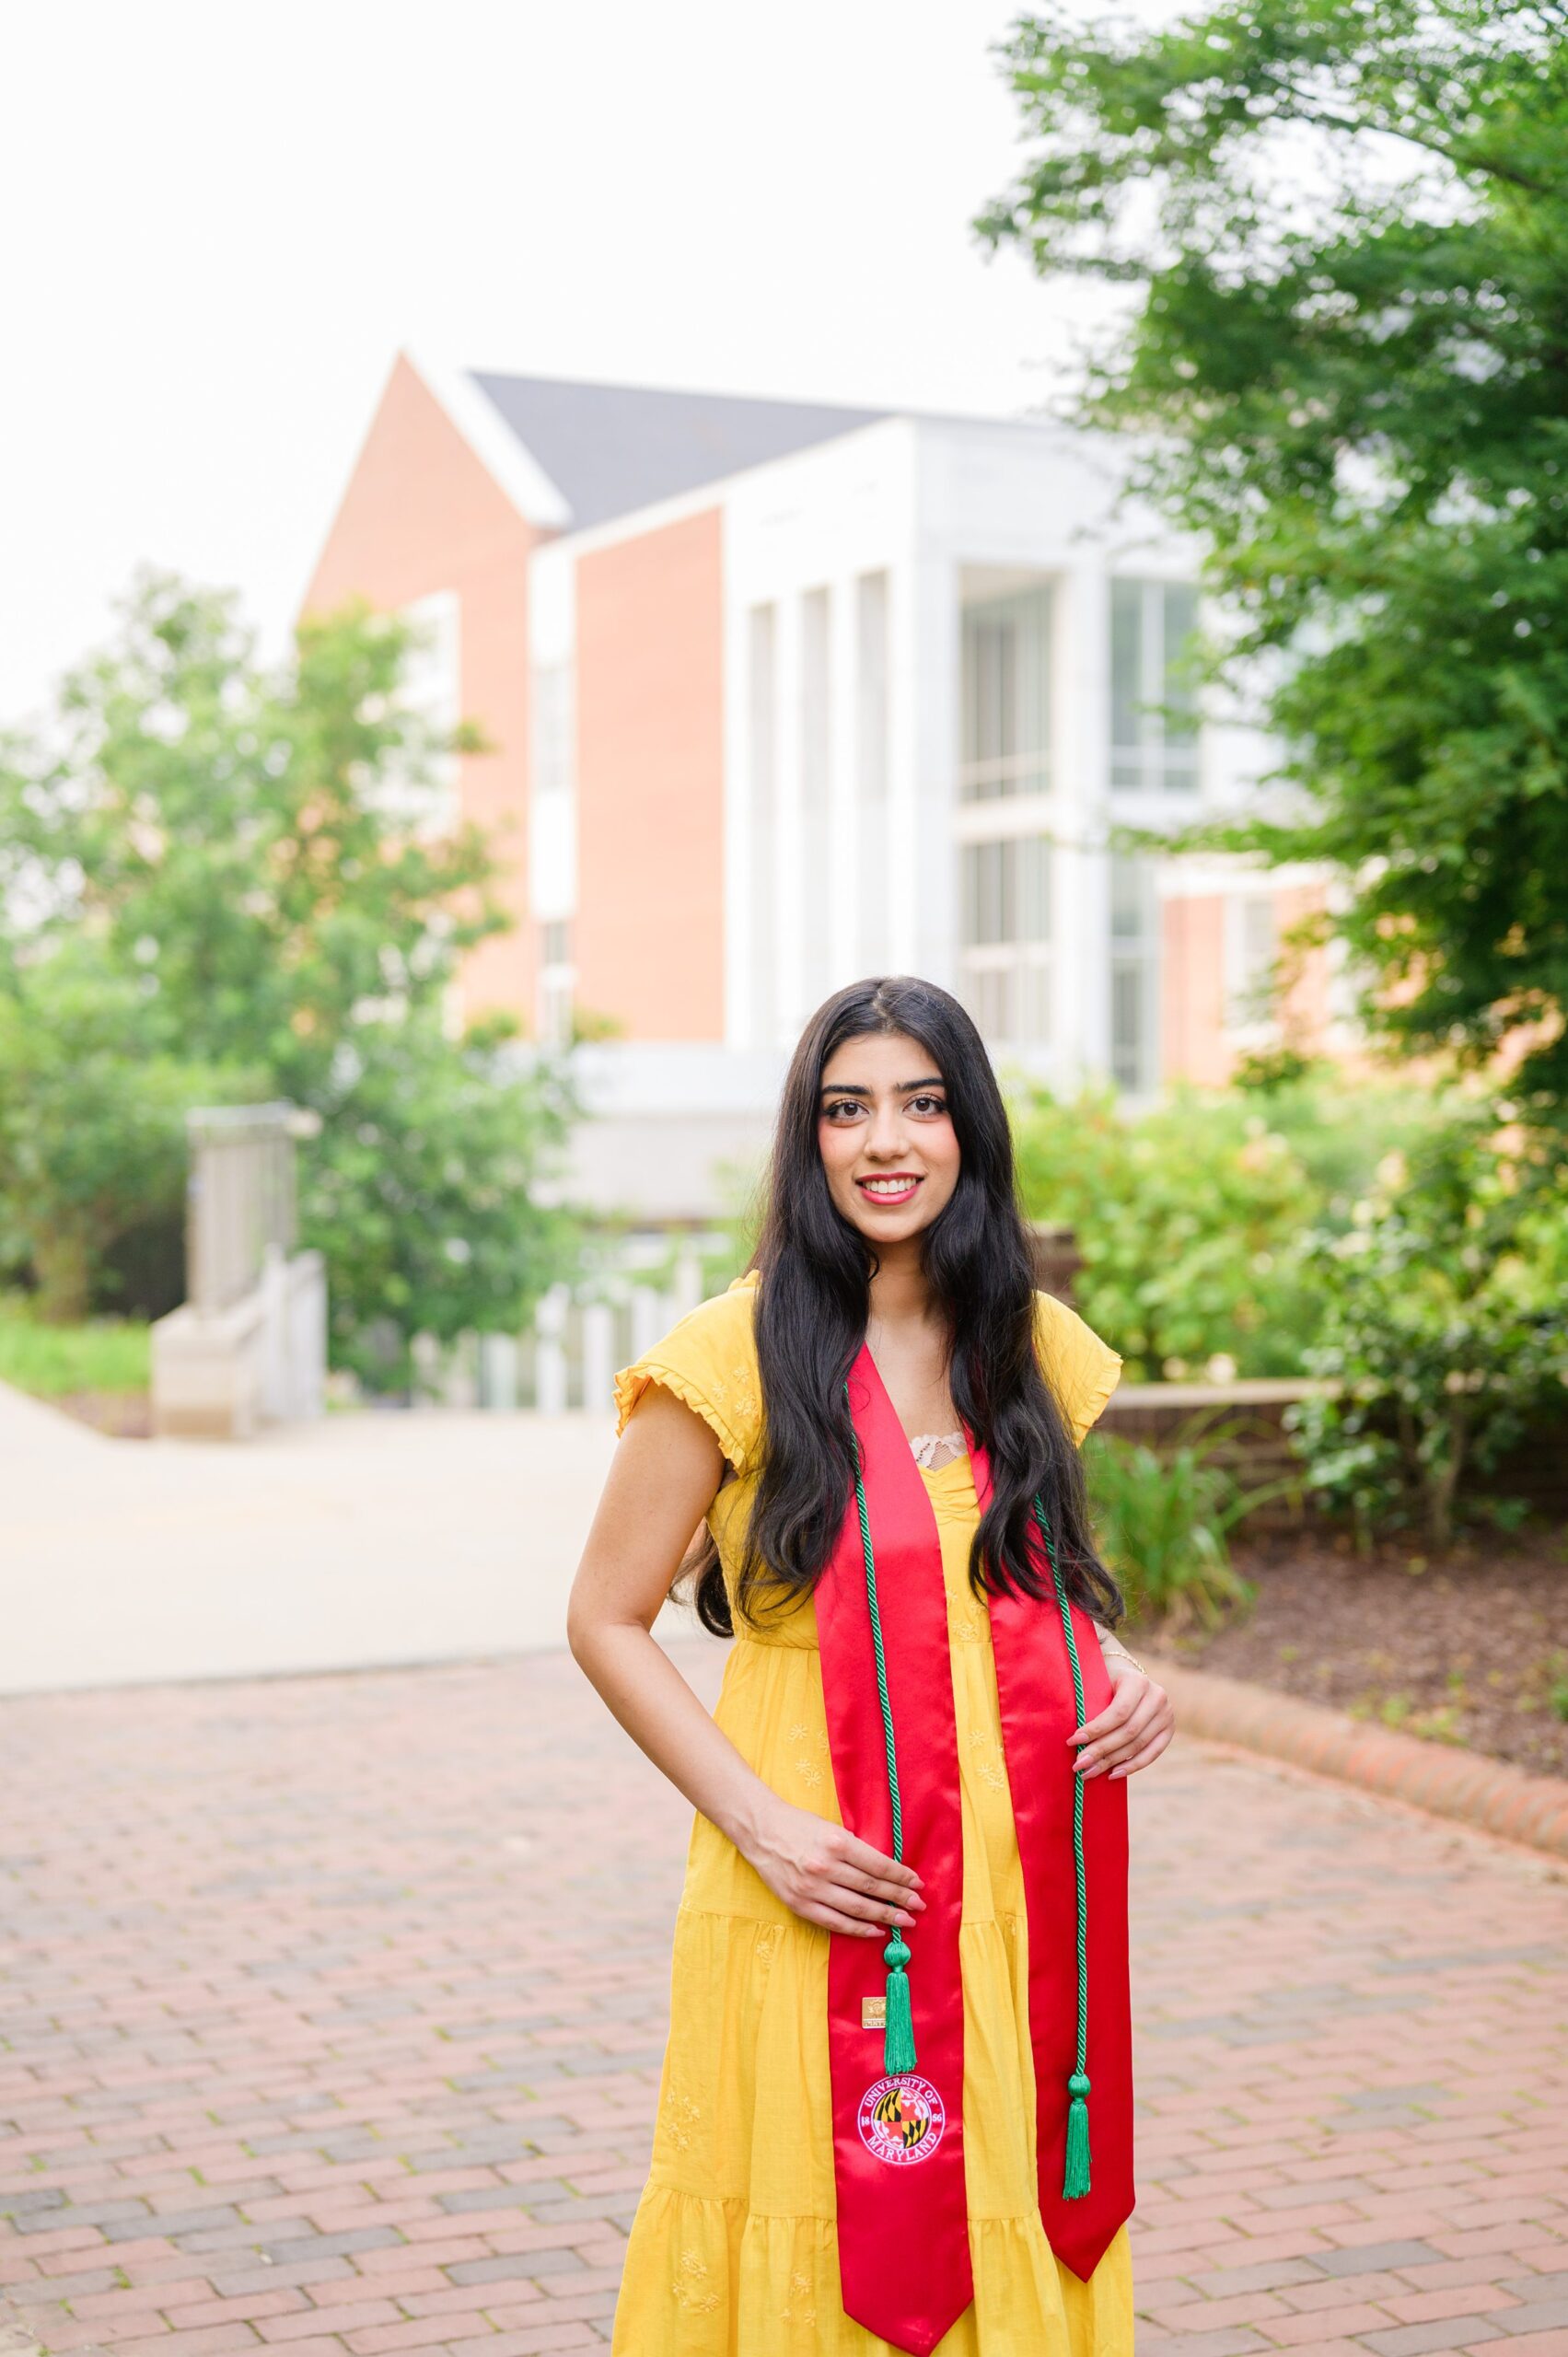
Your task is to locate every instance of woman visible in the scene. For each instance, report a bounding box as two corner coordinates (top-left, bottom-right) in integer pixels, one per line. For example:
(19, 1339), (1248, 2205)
(568, 976), (1174, 2357)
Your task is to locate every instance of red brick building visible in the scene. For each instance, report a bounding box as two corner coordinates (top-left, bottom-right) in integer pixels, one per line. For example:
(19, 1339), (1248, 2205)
(305, 353), (1335, 1213)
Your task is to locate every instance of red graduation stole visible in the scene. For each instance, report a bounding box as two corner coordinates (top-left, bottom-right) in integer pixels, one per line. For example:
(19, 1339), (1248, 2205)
(813, 1345), (1134, 2356)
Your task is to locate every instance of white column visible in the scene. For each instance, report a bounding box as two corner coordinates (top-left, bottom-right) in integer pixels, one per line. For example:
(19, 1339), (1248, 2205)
(722, 529), (753, 1049)
(907, 555), (958, 988)
(774, 594), (804, 1040)
(798, 586), (833, 1017)
(885, 557), (922, 976)
(829, 572), (860, 987)
(1056, 558), (1112, 1083)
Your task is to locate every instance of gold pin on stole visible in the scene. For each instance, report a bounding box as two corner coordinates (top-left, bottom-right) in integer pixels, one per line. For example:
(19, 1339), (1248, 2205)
(861, 1995), (887, 2029)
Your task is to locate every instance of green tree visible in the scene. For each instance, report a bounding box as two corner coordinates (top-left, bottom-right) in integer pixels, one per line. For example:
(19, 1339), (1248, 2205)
(982, 0), (1568, 1109)
(300, 1008), (573, 1391)
(0, 942), (255, 1321)
(0, 575), (574, 1373)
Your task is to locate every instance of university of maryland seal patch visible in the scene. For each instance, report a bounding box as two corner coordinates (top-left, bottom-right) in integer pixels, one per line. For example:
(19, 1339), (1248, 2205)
(856, 2074), (947, 2167)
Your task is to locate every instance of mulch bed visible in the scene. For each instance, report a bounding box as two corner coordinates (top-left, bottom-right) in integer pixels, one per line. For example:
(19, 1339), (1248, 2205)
(1145, 1526), (1568, 1782)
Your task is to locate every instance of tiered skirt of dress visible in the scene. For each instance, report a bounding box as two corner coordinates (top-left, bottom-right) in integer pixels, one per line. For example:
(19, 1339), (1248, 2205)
(610, 1448), (1134, 2357)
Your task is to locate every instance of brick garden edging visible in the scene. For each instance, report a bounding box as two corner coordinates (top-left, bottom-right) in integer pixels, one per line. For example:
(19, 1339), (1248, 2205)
(1152, 1655), (1568, 1861)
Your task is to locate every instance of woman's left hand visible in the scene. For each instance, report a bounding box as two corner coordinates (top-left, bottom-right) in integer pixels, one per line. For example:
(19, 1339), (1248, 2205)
(1070, 1656), (1174, 1780)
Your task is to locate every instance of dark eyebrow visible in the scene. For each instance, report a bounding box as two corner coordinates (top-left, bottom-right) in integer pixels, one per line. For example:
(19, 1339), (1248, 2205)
(818, 1076), (945, 1097)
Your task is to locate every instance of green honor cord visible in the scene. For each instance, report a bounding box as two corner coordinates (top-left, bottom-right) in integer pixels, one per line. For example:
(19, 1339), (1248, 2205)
(1032, 1496), (1094, 2200)
(851, 1427), (919, 2078)
(848, 1403), (1093, 2199)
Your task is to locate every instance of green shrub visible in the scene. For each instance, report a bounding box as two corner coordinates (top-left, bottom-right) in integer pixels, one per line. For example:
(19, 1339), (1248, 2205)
(1012, 1081), (1324, 1380)
(0, 1299), (150, 1397)
(1236, 1065), (1436, 1222)
(1012, 1073), (1477, 1387)
(1085, 1413), (1289, 1630)
(1287, 1103), (1568, 1551)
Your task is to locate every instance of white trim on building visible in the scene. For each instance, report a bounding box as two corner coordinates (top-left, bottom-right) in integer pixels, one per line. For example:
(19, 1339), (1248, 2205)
(405, 349), (574, 530)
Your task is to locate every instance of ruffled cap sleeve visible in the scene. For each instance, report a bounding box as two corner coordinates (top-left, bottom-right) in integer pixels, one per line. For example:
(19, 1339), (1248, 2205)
(612, 1272), (763, 1475)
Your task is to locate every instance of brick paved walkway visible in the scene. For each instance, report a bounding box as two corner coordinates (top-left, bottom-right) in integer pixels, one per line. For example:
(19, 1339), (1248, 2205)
(1, 1645), (1564, 2356)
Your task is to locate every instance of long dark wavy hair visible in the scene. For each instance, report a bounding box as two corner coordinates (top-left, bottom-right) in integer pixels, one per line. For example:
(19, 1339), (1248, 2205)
(688, 975), (1124, 1640)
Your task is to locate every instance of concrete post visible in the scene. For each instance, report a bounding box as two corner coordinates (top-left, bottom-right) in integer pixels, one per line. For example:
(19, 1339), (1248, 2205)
(630, 1286), (665, 1360)
(535, 1285), (570, 1415)
(152, 1103), (327, 1440)
(478, 1332), (519, 1413)
(580, 1303), (615, 1413)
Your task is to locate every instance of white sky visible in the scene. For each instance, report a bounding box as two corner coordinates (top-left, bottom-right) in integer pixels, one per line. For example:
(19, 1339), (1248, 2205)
(0, 0), (1156, 727)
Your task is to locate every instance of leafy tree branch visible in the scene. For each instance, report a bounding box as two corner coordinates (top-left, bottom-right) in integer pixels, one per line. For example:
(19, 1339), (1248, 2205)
(983, 1), (1568, 1107)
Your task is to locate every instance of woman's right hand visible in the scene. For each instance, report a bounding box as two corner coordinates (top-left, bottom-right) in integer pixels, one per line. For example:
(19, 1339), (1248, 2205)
(739, 1796), (926, 1939)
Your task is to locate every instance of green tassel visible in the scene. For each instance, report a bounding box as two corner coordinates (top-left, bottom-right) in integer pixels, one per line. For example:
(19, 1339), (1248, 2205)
(882, 1935), (916, 2076)
(1063, 2072), (1092, 2199)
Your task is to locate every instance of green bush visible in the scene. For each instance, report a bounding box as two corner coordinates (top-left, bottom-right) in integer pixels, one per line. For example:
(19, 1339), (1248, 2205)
(1085, 1414), (1289, 1630)
(1234, 1064), (1437, 1221)
(0, 945), (262, 1322)
(0, 1299), (150, 1397)
(1287, 1103), (1568, 1551)
(1012, 1082), (1314, 1379)
(1011, 1072), (1445, 1384)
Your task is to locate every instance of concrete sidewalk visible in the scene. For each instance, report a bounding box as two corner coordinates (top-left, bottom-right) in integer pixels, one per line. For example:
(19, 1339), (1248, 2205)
(0, 1384), (621, 1694)
(1, 1643), (1565, 2356)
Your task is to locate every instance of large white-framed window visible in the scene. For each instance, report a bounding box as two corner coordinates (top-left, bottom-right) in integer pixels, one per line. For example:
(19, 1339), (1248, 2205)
(1110, 579), (1200, 794)
(958, 835), (1052, 1046)
(959, 583), (1052, 802)
(957, 572), (1055, 1047)
(1226, 889), (1279, 1036)
(1109, 853), (1160, 1091)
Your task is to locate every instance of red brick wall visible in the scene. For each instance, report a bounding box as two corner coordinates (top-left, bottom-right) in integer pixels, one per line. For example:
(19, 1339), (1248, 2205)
(1162, 893), (1231, 1086)
(302, 355), (540, 1028)
(1276, 883), (1331, 1051)
(574, 509), (726, 1040)
(1163, 884), (1334, 1085)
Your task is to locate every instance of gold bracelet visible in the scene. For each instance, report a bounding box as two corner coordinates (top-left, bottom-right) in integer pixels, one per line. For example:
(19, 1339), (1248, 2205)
(1101, 1640), (1147, 1675)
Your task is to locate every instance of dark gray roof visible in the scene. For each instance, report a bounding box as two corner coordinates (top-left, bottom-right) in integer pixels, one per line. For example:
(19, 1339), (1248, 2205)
(468, 372), (889, 531)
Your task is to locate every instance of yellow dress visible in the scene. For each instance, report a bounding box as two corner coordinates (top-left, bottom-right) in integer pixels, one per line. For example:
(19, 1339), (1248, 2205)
(610, 1274), (1134, 2357)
